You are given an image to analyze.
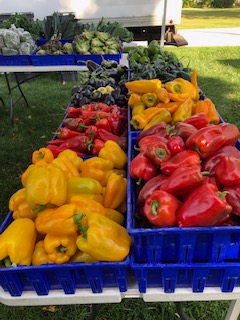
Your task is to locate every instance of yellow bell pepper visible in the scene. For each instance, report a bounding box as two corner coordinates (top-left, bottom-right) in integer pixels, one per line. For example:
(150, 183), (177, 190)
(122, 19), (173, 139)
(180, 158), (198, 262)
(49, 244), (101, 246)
(128, 92), (142, 107)
(172, 98), (194, 124)
(130, 107), (163, 130)
(205, 98), (220, 125)
(191, 68), (200, 101)
(32, 147), (54, 164)
(57, 149), (83, 171)
(103, 172), (127, 209)
(25, 165), (67, 210)
(143, 109), (172, 130)
(51, 155), (80, 180)
(9, 188), (36, 220)
(32, 240), (53, 266)
(35, 204), (80, 236)
(154, 87), (170, 104)
(21, 160), (48, 187)
(155, 101), (182, 114)
(0, 218), (36, 266)
(125, 79), (161, 93)
(98, 140), (128, 170)
(70, 250), (98, 263)
(80, 157), (114, 187)
(132, 101), (146, 116)
(141, 93), (158, 108)
(44, 232), (78, 264)
(66, 177), (103, 202)
(165, 78), (197, 102)
(105, 208), (125, 225)
(69, 195), (106, 226)
(76, 212), (132, 261)
(74, 194), (104, 203)
(193, 100), (209, 115)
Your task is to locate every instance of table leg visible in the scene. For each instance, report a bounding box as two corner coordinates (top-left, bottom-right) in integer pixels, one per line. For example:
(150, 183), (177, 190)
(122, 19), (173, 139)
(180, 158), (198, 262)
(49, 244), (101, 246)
(4, 72), (14, 124)
(175, 302), (194, 320)
(14, 73), (29, 107)
(224, 300), (240, 320)
(85, 304), (99, 320)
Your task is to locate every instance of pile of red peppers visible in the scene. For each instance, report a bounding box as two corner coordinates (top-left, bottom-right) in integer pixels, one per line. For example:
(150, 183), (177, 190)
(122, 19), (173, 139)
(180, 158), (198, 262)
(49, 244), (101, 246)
(47, 102), (128, 157)
(130, 113), (240, 228)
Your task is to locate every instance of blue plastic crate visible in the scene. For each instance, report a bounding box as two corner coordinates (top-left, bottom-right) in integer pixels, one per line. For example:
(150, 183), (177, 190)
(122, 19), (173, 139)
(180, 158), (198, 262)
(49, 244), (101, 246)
(30, 52), (76, 66)
(0, 54), (31, 66)
(0, 212), (129, 297)
(75, 53), (122, 66)
(127, 131), (240, 264)
(130, 254), (240, 293)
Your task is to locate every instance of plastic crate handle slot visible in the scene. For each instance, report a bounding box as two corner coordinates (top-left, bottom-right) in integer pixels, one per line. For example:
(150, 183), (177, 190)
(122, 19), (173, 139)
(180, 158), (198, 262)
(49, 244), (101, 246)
(162, 269), (178, 293)
(221, 268), (239, 292)
(28, 270), (50, 295)
(0, 273), (23, 296)
(56, 269), (76, 294)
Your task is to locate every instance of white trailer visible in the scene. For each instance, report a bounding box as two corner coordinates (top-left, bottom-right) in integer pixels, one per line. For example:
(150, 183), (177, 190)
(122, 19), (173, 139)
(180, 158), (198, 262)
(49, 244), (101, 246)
(0, 0), (186, 45)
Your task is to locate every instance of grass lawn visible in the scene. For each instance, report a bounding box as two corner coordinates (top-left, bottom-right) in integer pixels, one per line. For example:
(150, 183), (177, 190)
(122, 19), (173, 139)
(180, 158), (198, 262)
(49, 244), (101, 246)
(0, 45), (239, 319)
(179, 8), (240, 29)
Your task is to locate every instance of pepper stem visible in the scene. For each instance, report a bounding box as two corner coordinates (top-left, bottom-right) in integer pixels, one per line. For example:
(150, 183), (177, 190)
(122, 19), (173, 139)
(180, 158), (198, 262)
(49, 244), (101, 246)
(74, 213), (88, 238)
(217, 191), (229, 199)
(32, 205), (46, 214)
(56, 245), (67, 253)
(3, 257), (13, 268)
(155, 148), (167, 159)
(136, 178), (142, 186)
(151, 200), (160, 216)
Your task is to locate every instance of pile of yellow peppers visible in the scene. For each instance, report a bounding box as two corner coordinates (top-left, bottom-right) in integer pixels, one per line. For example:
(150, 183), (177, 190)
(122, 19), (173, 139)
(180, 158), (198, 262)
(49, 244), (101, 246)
(0, 141), (132, 267)
(126, 69), (220, 130)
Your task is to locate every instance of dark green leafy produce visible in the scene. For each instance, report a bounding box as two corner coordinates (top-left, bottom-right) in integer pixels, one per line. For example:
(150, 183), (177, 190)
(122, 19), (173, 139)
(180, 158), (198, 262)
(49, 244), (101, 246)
(128, 40), (192, 82)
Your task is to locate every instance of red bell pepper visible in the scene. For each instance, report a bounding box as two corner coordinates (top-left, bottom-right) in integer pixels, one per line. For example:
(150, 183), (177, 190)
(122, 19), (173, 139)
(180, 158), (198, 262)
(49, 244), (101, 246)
(160, 150), (201, 175)
(81, 110), (110, 120)
(97, 129), (127, 151)
(59, 135), (94, 154)
(160, 164), (208, 197)
(91, 139), (105, 155)
(67, 106), (82, 118)
(202, 175), (222, 190)
(183, 113), (209, 129)
(108, 112), (123, 135)
(201, 145), (240, 176)
(143, 190), (181, 227)
(219, 122), (240, 146)
(215, 155), (240, 187)
(95, 118), (112, 132)
(166, 136), (185, 156)
(145, 141), (171, 167)
(130, 152), (157, 185)
(223, 184), (240, 217)
(186, 125), (225, 158)
(137, 134), (169, 153)
(171, 122), (198, 142)
(54, 127), (84, 140)
(137, 122), (170, 142)
(137, 174), (169, 208)
(62, 117), (92, 132)
(88, 102), (113, 113)
(177, 183), (232, 227)
(85, 125), (99, 140)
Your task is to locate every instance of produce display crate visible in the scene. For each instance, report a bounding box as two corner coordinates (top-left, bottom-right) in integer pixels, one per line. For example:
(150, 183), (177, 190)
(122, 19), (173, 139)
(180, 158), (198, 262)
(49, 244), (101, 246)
(0, 212), (129, 297)
(75, 53), (122, 66)
(0, 54), (31, 66)
(127, 131), (240, 264)
(30, 52), (76, 66)
(130, 254), (240, 294)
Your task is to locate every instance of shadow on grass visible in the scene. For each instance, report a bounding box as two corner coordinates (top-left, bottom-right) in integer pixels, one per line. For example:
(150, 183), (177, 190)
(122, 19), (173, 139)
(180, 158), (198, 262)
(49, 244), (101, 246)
(217, 58), (240, 70)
